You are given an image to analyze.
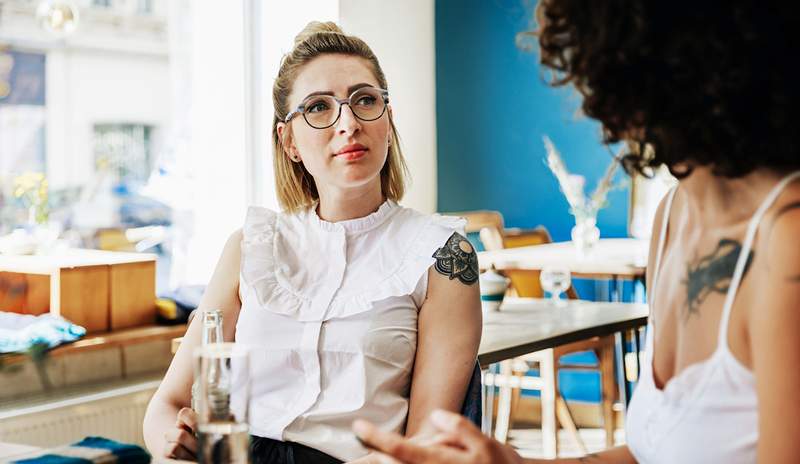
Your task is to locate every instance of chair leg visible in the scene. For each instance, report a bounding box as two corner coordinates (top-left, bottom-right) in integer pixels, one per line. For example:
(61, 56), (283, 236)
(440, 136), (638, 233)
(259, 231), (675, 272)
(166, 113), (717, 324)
(539, 349), (557, 458)
(555, 395), (587, 454)
(507, 369), (525, 434)
(494, 360), (514, 444)
(599, 339), (617, 448)
(481, 367), (495, 435)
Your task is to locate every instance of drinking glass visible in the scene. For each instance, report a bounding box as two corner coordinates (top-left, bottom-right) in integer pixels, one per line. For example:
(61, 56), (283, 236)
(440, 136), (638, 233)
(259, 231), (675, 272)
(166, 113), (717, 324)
(540, 266), (572, 306)
(194, 343), (251, 464)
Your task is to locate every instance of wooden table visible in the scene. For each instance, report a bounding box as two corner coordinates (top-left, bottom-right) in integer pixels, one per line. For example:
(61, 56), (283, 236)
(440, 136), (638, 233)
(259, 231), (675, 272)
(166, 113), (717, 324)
(0, 249), (157, 333)
(477, 297), (648, 451)
(478, 238), (649, 280)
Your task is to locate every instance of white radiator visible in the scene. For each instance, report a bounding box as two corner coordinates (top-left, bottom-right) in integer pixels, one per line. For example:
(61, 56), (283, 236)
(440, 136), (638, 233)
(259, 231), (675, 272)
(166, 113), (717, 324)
(0, 380), (160, 448)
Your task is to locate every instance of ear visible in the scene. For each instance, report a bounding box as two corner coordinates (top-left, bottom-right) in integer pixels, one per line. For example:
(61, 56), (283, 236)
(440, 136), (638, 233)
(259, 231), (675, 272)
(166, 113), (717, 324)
(386, 106), (394, 147)
(277, 122), (301, 162)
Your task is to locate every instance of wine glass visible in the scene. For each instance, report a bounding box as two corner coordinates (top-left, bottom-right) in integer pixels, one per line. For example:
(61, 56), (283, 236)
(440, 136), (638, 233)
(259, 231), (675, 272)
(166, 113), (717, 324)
(194, 343), (251, 464)
(540, 266), (572, 307)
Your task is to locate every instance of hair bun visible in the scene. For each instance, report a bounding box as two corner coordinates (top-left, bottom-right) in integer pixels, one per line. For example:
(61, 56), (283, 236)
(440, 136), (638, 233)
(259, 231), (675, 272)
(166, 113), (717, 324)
(293, 21), (344, 46)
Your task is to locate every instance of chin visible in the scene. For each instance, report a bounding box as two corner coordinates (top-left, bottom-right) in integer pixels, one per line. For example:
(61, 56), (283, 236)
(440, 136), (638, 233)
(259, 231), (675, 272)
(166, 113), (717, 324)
(338, 169), (382, 188)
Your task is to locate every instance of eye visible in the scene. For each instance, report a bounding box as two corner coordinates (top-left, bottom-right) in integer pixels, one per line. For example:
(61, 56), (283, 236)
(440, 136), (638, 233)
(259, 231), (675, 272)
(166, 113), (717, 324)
(354, 95), (377, 107)
(306, 99), (331, 113)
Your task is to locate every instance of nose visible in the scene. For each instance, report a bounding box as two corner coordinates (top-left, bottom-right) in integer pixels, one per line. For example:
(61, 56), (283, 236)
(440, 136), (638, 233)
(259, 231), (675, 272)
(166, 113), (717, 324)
(336, 103), (361, 136)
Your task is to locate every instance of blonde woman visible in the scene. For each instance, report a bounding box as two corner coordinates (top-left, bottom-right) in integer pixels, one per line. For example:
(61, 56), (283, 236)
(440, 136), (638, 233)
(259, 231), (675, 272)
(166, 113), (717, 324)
(143, 22), (482, 464)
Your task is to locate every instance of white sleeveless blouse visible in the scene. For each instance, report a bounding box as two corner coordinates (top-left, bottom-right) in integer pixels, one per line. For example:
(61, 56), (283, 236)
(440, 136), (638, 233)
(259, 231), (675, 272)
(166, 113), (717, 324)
(626, 171), (800, 463)
(235, 200), (464, 461)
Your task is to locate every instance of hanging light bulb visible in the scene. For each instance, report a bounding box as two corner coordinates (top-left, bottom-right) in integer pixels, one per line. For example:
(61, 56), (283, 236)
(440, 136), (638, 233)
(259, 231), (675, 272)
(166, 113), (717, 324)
(36, 0), (80, 37)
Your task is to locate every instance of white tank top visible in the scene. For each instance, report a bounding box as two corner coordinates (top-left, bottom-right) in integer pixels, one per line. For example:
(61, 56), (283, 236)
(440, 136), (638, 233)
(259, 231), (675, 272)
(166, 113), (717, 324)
(625, 171), (800, 464)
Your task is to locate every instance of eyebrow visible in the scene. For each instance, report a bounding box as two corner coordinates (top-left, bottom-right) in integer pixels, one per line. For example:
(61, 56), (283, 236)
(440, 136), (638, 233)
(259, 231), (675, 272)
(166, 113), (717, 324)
(302, 82), (375, 100)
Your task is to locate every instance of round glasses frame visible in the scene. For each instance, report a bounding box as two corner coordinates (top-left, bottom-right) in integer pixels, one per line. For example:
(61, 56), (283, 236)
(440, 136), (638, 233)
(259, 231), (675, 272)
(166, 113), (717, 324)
(284, 87), (390, 129)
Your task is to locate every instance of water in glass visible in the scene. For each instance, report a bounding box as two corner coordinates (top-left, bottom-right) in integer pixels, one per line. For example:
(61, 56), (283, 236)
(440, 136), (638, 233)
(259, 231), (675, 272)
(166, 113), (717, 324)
(540, 266), (572, 305)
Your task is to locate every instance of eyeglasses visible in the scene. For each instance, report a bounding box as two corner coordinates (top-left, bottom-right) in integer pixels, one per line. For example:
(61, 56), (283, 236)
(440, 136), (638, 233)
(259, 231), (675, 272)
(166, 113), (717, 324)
(284, 87), (389, 129)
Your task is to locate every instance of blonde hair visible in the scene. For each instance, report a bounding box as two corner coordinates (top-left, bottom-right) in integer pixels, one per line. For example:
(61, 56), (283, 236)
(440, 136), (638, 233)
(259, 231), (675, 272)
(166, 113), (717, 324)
(272, 21), (408, 212)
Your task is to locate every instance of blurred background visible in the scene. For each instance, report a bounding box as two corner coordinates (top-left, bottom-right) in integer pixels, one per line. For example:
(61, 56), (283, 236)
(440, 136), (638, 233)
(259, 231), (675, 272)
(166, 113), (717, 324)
(0, 1), (673, 457)
(0, 0), (672, 292)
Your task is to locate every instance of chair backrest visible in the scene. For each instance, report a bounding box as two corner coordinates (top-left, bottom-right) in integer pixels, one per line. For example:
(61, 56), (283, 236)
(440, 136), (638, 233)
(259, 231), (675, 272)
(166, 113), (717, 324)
(443, 210), (505, 251)
(502, 226), (579, 300)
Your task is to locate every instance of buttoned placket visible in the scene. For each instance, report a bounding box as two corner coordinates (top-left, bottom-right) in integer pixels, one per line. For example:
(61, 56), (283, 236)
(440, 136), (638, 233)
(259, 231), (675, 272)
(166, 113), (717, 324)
(282, 224), (349, 434)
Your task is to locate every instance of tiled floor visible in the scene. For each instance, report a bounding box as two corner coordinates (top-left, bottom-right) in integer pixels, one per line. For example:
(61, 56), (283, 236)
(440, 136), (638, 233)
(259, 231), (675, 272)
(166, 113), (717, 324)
(509, 427), (627, 459)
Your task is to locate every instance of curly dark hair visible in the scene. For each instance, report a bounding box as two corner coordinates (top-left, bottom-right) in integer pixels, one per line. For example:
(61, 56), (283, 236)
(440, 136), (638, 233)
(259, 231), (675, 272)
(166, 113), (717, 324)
(534, 0), (800, 178)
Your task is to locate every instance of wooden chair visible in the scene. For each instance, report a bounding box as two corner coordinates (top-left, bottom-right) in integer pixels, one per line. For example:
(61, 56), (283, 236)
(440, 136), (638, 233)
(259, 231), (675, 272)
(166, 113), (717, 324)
(446, 211), (616, 456)
(449, 210), (506, 251)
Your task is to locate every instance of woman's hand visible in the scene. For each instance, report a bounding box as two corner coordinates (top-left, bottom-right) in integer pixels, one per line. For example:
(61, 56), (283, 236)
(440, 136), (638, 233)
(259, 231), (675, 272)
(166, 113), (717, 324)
(352, 409), (524, 464)
(163, 407), (199, 461)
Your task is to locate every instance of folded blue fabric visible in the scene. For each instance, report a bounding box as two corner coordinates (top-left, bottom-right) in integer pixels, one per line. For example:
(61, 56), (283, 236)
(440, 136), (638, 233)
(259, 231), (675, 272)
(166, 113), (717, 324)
(0, 312), (86, 354)
(12, 437), (150, 464)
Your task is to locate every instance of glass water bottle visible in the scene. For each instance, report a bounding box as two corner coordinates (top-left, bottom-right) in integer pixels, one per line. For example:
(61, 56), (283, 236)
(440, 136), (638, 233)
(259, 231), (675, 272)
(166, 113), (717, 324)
(191, 309), (223, 411)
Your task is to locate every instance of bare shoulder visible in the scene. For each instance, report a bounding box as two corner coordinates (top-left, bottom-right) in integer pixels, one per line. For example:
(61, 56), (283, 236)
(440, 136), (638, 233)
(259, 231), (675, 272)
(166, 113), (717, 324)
(762, 184), (800, 283)
(226, 228), (244, 248)
(199, 228), (244, 319)
(646, 187), (679, 289)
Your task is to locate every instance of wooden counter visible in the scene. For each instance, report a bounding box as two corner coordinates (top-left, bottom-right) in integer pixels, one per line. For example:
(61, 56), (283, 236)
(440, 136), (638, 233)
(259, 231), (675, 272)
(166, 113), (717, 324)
(0, 249), (157, 333)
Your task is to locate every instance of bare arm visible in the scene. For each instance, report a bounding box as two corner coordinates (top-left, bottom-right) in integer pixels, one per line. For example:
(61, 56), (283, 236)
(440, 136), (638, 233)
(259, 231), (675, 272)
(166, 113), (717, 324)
(142, 229), (243, 459)
(752, 203), (800, 463)
(404, 232), (483, 437)
(354, 410), (636, 463)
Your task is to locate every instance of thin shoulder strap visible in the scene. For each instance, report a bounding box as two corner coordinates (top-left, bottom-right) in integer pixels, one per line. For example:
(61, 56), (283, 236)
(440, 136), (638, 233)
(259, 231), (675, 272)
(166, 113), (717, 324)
(717, 171), (800, 346)
(650, 186), (678, 308)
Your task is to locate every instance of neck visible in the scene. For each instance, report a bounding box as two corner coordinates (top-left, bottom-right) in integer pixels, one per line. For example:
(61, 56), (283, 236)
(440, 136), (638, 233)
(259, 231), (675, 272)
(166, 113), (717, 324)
(679, 166), (784, 228)
(316, 180), (385, 222)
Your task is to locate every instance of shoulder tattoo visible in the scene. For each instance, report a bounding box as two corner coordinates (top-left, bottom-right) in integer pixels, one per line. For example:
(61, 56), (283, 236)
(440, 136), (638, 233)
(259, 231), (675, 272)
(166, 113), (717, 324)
(682, 238), (754, 321)
(432, 232), (479, 285)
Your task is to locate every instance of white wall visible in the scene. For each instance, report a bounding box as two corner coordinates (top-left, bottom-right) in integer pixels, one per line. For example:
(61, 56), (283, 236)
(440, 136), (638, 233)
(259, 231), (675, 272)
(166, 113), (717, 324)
(339, 0), (438, 213)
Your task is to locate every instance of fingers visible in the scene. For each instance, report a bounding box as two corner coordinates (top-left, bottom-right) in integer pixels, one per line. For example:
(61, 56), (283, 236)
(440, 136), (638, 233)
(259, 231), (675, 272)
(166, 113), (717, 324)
(428, 410), (484, 444)
(177, 407), (198, 432)
(164, 426), (198, 460)
(347, 451), (404, 464)
(354, 420), (433, 463)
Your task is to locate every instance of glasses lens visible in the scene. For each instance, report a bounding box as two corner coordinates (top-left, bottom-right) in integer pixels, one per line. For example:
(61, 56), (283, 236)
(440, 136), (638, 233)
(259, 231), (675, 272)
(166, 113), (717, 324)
(349, 88), (385, 121)
(303, 95), (338, 128)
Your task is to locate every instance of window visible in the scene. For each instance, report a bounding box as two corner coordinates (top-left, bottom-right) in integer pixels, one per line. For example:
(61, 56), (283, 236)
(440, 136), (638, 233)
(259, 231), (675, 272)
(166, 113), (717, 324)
(0, 49), (47, 230)
(137, 0), (152, 14)
(93, 123), (153, 185)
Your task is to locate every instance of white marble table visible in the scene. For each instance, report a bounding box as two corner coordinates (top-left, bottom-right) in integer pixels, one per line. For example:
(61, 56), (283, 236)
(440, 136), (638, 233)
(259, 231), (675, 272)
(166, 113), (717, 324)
(478, 238), (649, 279)
(478, 297), (648, 367)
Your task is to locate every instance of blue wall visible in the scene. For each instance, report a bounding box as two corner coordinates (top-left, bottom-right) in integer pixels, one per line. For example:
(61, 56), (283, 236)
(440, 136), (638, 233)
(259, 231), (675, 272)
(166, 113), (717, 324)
(436, 0), (635, 403)
(435, 0), (629, 242)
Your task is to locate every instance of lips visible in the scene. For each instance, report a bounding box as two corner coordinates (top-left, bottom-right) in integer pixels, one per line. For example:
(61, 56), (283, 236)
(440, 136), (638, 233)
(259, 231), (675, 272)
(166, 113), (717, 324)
(335, 143), (368, 161)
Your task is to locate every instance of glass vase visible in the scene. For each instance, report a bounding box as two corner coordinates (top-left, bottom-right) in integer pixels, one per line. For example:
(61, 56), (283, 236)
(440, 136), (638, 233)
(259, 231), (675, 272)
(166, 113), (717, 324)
(571, 214), (600, 257)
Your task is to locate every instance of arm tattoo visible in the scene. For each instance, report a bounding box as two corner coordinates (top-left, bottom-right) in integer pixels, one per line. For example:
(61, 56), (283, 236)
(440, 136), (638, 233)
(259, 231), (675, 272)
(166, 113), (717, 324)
(768, 201), (800, 282)
(682, 238), (754, 321)
(432, 232), (479, 285)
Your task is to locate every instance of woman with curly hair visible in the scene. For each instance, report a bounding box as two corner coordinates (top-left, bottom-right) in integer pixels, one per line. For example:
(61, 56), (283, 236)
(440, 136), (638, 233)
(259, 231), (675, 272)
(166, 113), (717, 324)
(354, 1), (800, 463)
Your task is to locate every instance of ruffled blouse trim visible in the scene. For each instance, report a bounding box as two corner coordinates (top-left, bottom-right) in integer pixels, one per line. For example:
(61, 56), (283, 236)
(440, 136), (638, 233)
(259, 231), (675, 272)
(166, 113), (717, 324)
(326, 213), (466, 319)
(240, 206), (466, 321)
(306, 200), (399, 235)
(240, 207), (310, 318)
